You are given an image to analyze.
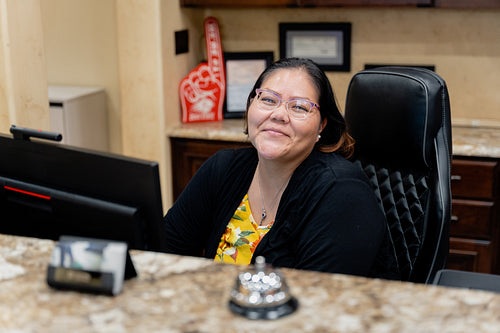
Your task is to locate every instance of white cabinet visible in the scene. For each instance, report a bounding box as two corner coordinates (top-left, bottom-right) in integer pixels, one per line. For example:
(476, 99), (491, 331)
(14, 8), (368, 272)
(48, 85), (109, 151)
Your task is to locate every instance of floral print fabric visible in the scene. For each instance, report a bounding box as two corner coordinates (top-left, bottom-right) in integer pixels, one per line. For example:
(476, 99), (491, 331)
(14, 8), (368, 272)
(214, 194), (273, 265)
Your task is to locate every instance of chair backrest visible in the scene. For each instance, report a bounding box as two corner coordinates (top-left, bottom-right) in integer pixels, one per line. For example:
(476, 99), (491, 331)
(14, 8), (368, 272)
(344, 67), (452, 283)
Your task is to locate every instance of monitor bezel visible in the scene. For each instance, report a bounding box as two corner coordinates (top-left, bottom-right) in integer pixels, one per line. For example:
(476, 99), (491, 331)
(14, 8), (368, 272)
(0, 132), (165, 252)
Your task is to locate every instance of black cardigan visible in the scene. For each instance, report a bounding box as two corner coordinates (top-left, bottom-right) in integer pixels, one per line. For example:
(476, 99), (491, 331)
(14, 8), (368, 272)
(164, 147), (398, 278)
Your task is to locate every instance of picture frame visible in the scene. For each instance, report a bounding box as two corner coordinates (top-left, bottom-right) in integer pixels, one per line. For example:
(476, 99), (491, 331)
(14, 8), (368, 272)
(223, 51), (274, 119)
(279, 23), (351, 72)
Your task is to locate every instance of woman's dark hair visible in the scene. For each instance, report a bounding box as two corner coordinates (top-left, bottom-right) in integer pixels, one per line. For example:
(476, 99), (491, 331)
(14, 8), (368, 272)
(244, 57), (354, 158)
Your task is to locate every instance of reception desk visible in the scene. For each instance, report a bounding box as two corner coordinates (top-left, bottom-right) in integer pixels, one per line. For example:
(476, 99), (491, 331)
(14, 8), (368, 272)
(1, 234), (500, 331)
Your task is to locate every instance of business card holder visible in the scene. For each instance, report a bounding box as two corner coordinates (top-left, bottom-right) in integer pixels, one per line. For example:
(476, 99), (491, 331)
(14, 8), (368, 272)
(47, 236), (137, 295)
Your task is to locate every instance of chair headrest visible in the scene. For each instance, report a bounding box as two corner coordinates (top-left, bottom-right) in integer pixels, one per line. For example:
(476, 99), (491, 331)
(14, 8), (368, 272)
(345, 67), (451, 170)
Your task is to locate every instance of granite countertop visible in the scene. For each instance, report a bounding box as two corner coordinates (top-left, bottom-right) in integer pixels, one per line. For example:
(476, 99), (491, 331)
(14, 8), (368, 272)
(167, 119), (249, 142)
(451, 126), (500, 158)
(2, 234), (500, 332)
(168, 120), (500, 159)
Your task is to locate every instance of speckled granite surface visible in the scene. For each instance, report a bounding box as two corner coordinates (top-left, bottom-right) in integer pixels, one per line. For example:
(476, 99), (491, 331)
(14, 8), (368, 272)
(168, 121), (500, 159)
(452, 126), (500, 158)
(167, 119), (249, 142)
(1, 234), (500, 332)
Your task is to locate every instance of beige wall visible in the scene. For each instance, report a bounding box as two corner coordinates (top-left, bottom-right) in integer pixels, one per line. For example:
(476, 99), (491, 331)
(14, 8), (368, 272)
(0, 0), (50, 133)
(40, 0), (121, 152)
(39, 1), (203, 208)
(5, 2), (500, 209)
(208, 7), (500, 124)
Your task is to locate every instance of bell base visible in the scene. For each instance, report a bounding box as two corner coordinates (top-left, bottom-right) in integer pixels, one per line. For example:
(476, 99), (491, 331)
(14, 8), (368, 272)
(228, 297), (298, 320)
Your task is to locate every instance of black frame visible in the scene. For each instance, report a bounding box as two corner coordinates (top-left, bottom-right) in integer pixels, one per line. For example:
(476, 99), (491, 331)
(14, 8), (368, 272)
(0, 130), (165, 252)
(223, 51), (274, 119)
(279, 22), (351, 72)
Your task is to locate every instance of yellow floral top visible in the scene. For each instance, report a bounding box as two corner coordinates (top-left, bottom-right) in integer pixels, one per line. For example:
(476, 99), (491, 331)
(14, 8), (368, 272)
(214, 194), (273, 265)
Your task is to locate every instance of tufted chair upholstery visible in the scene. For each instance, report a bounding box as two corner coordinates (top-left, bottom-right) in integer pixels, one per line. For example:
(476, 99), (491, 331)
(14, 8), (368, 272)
(344, 67), (452, 283)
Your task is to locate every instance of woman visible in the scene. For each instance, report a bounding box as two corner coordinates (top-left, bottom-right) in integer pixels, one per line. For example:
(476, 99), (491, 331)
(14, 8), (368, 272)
(165, 58), (397, 278)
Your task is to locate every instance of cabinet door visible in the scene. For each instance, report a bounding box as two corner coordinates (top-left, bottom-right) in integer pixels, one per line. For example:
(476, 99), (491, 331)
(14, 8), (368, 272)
(451, 199), (494, 239)
(448, 237), (493, 273)
(170, 138), (251, 201)
(451, 159), (497, 200)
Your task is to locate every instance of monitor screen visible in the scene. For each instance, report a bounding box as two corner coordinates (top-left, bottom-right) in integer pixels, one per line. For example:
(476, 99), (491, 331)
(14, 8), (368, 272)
(0, 130), (166, 252)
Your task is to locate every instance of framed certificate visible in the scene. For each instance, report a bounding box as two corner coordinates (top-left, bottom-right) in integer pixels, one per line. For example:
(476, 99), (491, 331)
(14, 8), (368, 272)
(223, 52), (274, 119)
(279, 23), (351, 72)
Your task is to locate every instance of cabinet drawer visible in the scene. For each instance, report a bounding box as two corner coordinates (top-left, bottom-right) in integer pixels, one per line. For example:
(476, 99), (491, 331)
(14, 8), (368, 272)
(448, 237), (492, 273)
(451, 159), (497, 199)
(450, 199), (494, 239)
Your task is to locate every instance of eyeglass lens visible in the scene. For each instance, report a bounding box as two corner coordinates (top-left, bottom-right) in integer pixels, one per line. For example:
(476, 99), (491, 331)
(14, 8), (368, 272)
(255, 89), (317, 119)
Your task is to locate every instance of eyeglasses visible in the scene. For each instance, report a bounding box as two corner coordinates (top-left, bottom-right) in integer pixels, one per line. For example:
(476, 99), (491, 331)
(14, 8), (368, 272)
(254, 89), (320, 120)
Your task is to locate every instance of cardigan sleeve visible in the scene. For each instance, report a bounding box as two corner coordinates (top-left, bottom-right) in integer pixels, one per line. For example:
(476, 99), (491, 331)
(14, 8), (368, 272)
(163, 152), (219, 256)
(163, 148), (258, 258)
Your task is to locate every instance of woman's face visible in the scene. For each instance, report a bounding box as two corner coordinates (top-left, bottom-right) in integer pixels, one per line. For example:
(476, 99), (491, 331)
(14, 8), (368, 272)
(247, 68), (327, 164)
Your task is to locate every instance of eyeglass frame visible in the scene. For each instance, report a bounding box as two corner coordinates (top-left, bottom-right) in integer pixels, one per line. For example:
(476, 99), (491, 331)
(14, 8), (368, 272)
(253, 88), (320, 119)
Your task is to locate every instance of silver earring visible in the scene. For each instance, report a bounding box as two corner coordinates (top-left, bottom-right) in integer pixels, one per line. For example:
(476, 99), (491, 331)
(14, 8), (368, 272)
(318, 134), (321, 139)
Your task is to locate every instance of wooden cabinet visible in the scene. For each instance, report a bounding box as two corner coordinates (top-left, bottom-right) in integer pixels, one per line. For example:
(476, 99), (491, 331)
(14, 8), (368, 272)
(170, 137), (251, 201)
(180, 0), (431, 6)
(447, 157), (500, 274)
(180, 0), (296, 6)
(181, 0), (499, 7)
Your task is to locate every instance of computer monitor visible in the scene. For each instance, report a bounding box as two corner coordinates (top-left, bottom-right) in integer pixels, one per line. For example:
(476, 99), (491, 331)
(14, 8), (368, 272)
(0, 127), (166, 252)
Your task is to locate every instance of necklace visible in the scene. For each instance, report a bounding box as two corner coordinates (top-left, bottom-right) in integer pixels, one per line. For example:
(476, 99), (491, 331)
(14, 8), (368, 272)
(257, 169), (291, 226)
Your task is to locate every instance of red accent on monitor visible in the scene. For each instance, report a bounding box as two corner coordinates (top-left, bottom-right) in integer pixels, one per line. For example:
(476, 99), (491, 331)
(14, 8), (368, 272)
(4, 186), (51, 200)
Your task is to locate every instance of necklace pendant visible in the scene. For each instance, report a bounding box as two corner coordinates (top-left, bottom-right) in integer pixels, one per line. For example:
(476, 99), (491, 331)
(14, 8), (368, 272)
(259, 209), (267, 226)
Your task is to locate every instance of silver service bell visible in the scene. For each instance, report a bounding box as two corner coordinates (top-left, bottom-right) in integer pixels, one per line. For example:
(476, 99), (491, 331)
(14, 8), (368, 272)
(228, 256), (298, 320)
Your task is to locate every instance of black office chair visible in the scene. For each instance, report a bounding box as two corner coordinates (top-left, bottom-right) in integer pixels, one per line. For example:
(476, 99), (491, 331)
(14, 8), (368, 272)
(344, 67), (452, 284)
